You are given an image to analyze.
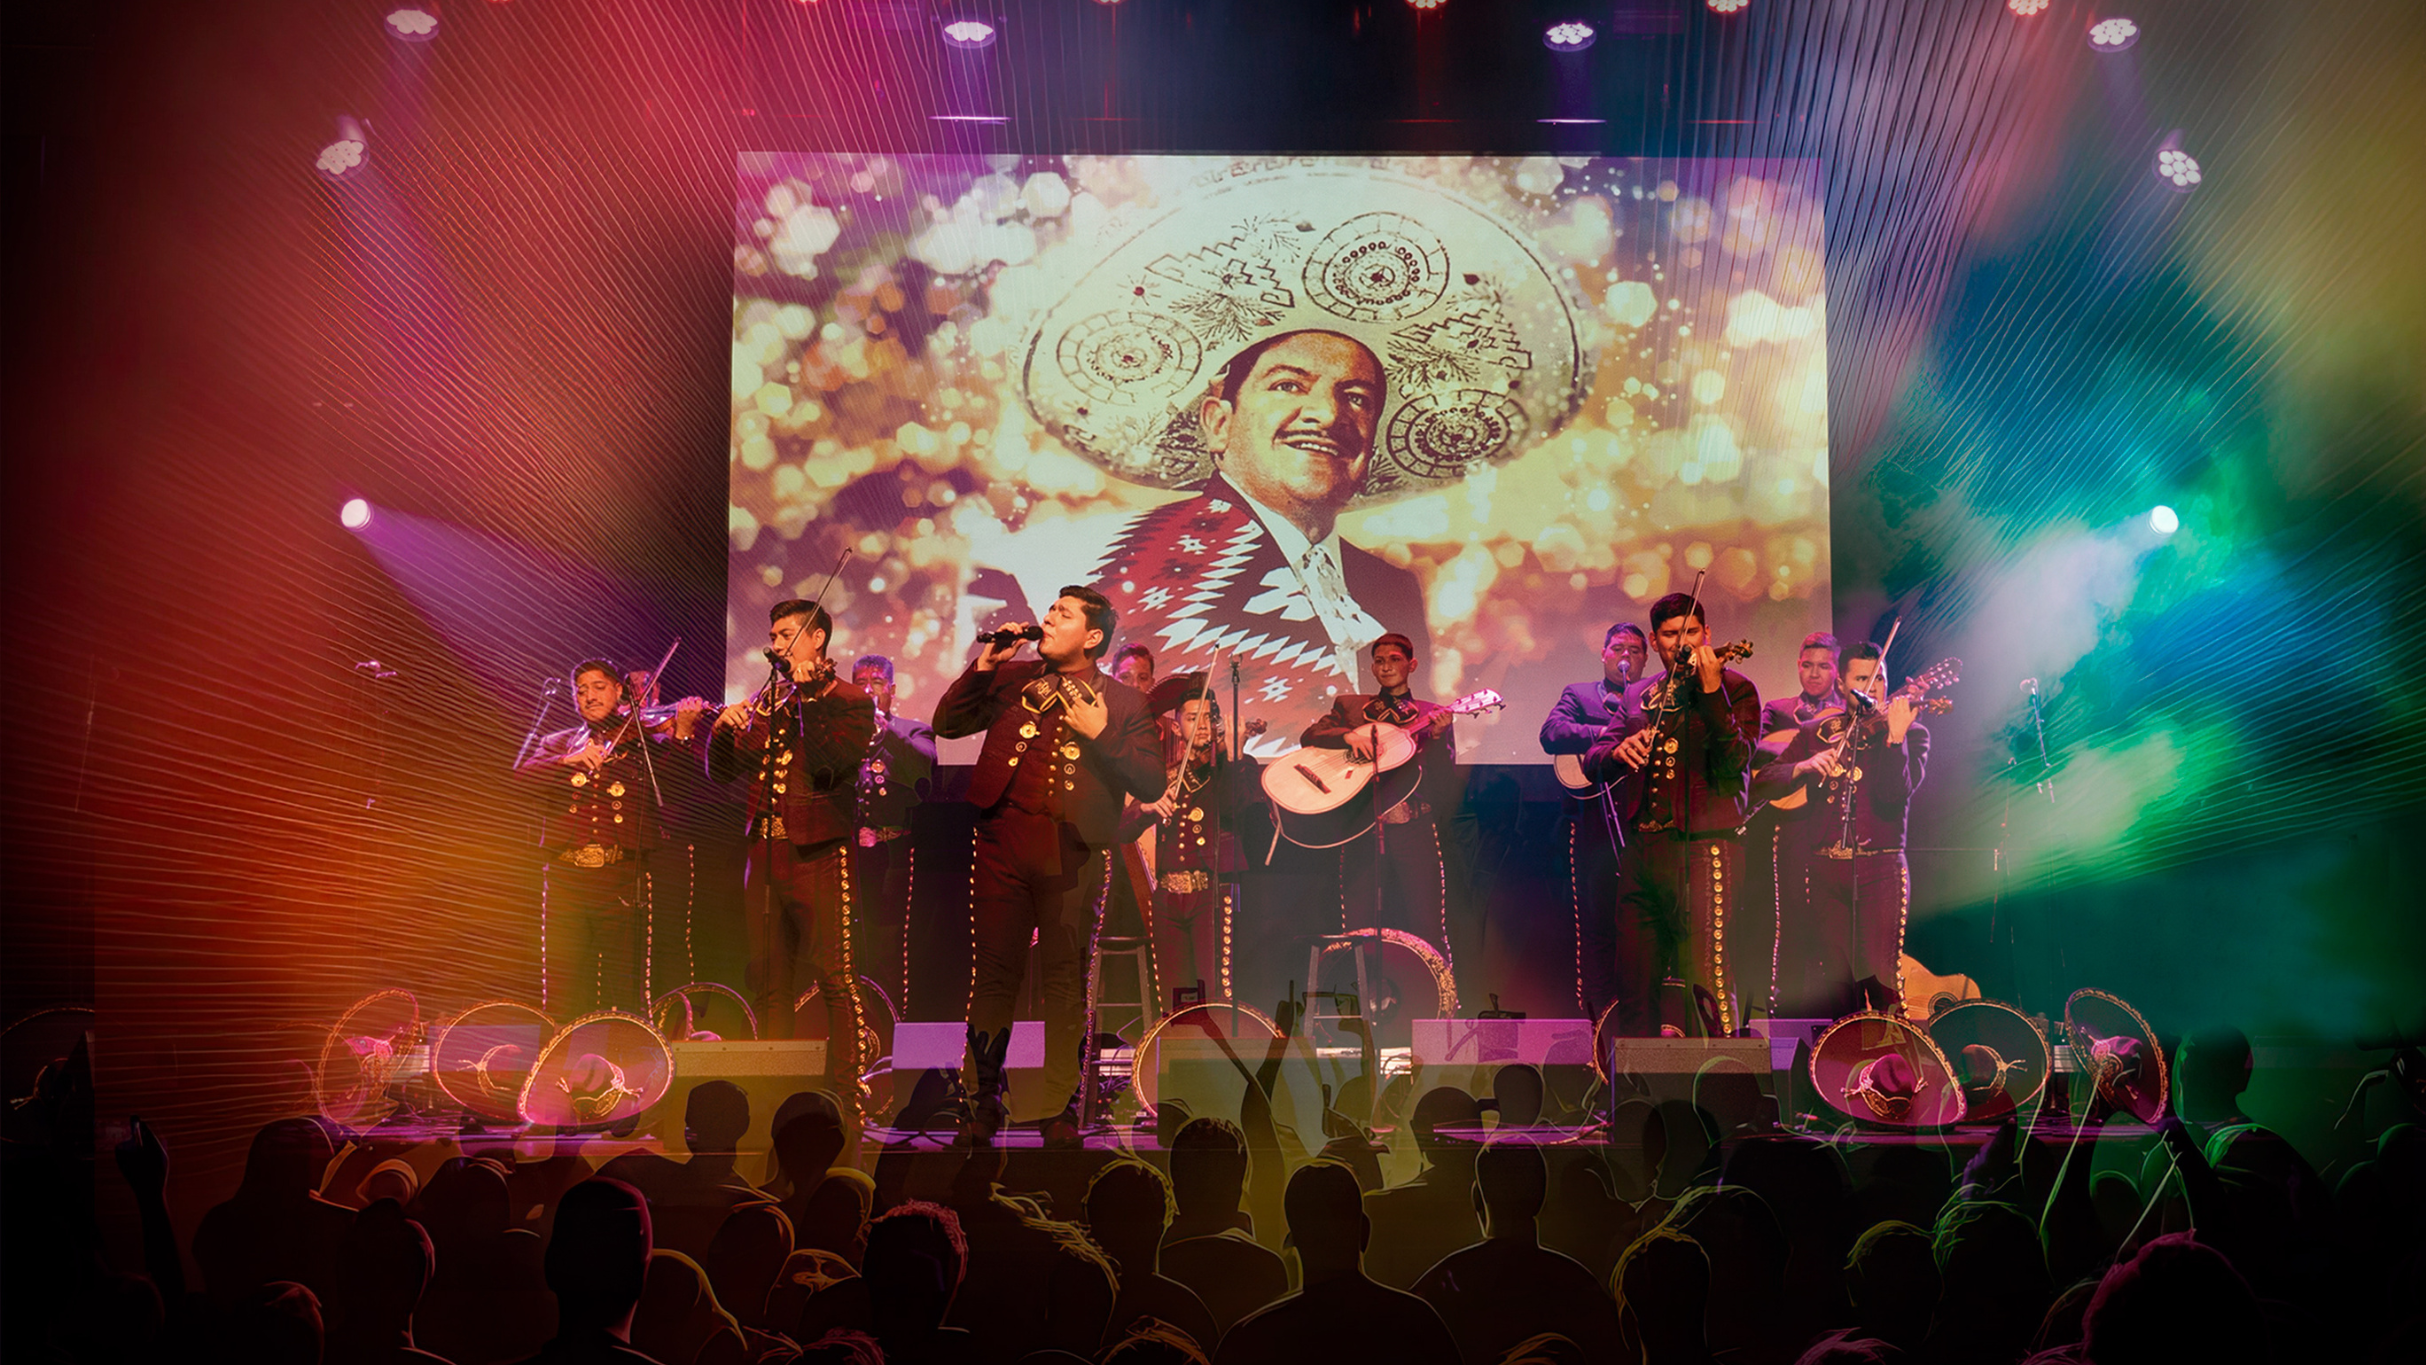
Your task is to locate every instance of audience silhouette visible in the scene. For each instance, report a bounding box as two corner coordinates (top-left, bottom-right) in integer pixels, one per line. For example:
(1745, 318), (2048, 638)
(1412, 1137), (1622, 1365)
(1210, 1161), (1460, 1365)
(25, 1004), (2426, 1365)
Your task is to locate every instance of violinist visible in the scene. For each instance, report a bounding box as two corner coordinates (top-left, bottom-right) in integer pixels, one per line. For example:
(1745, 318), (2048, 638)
(517, 658), (708, 1018)
(1580, 593), (1761, 1038)
(848, 654), (935, 1022)
(1302, 633), (1471, 969)
(709, 601), (877, 1108)
(1122, 684), (1263, 1005)
(1760, 641), (1929, 1019)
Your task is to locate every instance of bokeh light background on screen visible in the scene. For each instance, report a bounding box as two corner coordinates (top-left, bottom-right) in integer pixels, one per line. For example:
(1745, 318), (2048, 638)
(726, 155), (1832, 761)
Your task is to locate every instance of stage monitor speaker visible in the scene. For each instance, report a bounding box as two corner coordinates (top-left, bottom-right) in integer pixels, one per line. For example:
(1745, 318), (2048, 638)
(1597, 1038), (1776, 1117)
(650, 1039), (828, 1164)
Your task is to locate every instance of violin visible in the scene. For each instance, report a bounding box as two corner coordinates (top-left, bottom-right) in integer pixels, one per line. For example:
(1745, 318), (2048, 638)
(1766, 657), (1960, 810)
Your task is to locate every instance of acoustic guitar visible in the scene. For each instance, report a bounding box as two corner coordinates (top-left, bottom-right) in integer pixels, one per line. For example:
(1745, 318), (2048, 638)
(1264, 689), (1505, 847)
(1899, 953), (1982, 1023)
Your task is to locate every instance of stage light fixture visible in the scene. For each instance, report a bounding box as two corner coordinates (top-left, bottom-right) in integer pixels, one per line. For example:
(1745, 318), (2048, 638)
(316, 118), (369, 181)
(383, 7), (439, 42)
(1405, 0), (1448, 9)
(2154, 146), (2202, 191)
(2148, 505), (2179, 535)
(941, 16), (997, 48)
(341, 499), (373, 530)
(1707, 0), (1749, 14)
(1544, 21), (1596, 52)
(2008, 0), (2048, 14)
(2087, 17), (2139, 52)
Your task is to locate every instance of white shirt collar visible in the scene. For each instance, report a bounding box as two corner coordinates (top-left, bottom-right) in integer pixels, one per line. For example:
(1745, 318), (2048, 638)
(1229, 484), (1340, 573)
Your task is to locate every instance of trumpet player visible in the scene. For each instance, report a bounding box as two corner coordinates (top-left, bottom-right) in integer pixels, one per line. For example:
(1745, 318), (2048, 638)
(710, 600), (876, 1107)
(1758, 641), (1930, 1020)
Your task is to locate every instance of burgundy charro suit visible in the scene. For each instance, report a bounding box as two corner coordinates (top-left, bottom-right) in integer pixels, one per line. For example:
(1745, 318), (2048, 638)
(709, 676), (877, 1079)
(1301, 690), (1466, 972)
(933, 657), (1166, 1115)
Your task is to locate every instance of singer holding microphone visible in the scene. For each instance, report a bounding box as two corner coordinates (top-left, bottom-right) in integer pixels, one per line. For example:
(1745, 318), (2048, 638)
(710, 599), (877, 1107)
(1538, 622), (1650, 1023)
(932, 587), (1166, 1144)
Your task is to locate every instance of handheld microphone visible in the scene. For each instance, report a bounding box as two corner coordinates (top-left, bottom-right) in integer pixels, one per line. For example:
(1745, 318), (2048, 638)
(978, 624), (1045, 649)
(2020, 677), (2040, 699)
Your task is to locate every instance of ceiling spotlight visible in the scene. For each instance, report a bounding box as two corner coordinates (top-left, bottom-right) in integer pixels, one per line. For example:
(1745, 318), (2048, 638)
(2147, 505), (2179, 535)
(1544, 21), (1596, 52)
(341, 498), (373, 530)
(383, 7), (439, 42)
(316, 117), (369, 181)
(1707, 0), (1749, 14)
(2008, 0), (2048, 14)
(1405, 0), (1448, 9)
(2087, 17), (2139, 52)
(2154, 146), (2202, 192)
(941, 17), (997, 48)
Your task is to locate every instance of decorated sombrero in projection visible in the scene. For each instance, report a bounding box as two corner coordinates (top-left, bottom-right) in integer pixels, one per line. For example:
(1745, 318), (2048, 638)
(1810, 1011), (1967, 1128)
(1021, 161), (1594, 504)
(315, 989), (422, 1129)
(518, 1011), (675, 1129)
(1927, 1000), (2052, 1124)
(2065, 988), (2168, 1124)
(429, 1001), (555, 1123)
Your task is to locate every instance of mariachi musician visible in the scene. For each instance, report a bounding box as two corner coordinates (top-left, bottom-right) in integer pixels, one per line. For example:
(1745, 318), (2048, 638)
(1745, 631), (1846, 1018)
(1300, 632), (1469, 969)
(1580, 592), (1761, 1038)
(1540, 622), (1651, 1024)
(516, 658), (708, 1019)
(1121, 678), (1265, 1007)
(847, 654), (936, 1021)
(709, 601), (877, 1104)
(1757, 640), (1930, 1019)
(932, 586), (1165, 1143)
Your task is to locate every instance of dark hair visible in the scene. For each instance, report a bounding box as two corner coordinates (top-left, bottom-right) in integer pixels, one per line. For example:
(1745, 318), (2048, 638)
(1800, 632), (1840, 656)
(1057, 585), (1117, 659)
(1372, 633), (1416, 661)
(865, 1200), (968, 1291)
(1647, 592), (1708, 631)
(1475, 1138), (1549, 1222)
(770, 599), (834, 640)
(569, 658), (627, 696)
(1168, 1117), (1248, 1215)
(1215, 329), (1385, 409)
(1604, 623), (1647, 649)
(1845, 641), (1884, 666)
(1112, 643), (1153, 668)
(1281, 1160), (1365, 1243)
(851, 654), (895, 683)
(1085, 1156), (1177, 1229)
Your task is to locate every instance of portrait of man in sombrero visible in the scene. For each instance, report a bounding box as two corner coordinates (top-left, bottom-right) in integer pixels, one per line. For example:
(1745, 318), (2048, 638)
(1023, 163), (1595, 753)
